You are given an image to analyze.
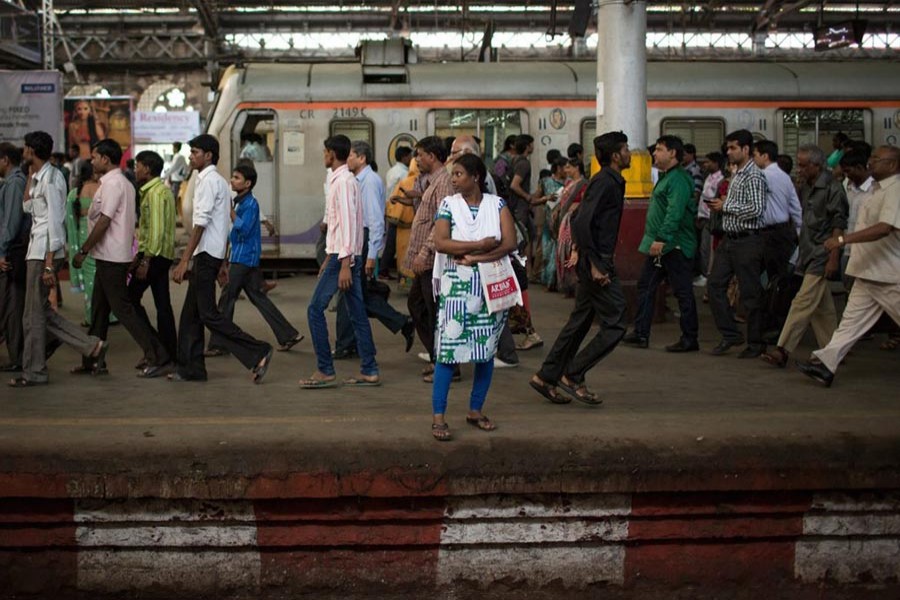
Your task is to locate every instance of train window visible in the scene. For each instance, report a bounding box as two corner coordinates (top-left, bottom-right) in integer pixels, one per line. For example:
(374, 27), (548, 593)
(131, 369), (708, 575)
(580, 118), (596, 168)
(429, 109), (523, 168)
(660, 118), (725, 156)
(330, 120), (374, 149)
(779, 109), (868, 160)
(233, 110), (276, 165)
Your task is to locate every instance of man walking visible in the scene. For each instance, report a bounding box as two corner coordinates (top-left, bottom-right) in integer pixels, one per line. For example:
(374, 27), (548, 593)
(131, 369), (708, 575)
(300, 135), (378, 389)
(797, 145), (900, 386)
(623, 135), (699, 352)
(127, 150), (178, 367)
(762, 145), (848, 368)
(333, 140), (413, 359)
(10, 131), (106, 387)
(706, 129), (768, 358)
(0, 143), (28, 371)
(529, 131), (630, 405)
(754, 140), (802, 286)
(72, 140), (171, 377)
(171, 134), (273, 383)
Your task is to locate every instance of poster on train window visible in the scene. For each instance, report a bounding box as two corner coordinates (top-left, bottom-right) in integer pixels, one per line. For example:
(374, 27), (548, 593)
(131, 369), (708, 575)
(64, 96), (133, 168)
(0, 71), (63, 149)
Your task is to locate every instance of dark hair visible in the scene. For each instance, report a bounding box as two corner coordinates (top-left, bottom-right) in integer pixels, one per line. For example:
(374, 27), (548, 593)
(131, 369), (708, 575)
(725, 129), (754, 152)
(324, 134), (351, 161)
(189, 134), (220, 165)
(415, 135), (448, 163)
(566, 157), (582, 169)
(594, 131), (628, 168)
(454, 153), (488, 193)
(173, 142), (182, 152)
(69, 143), (80, 153)
(840, 149), (870, 170)
(845, 140), (872, 159)
(539, 168), (552, 180)
(833, 132), (850, 146)
(776, 154), (794, 175)
(705, 151), (726, 172)
(683, 143), (697, 157)
(546, 149), (562, 164)
(51, 152), (66, 162)
(656, 135), (685, 163)
(551, 156), (568, 173)
(755, 140), (779, 162)
(135, 150), (164, 177)
(0, 142), (23, 165)
(24, 131), (53, 161)
(232, 162), (258, 189)
(567, 142), (583, 159)
(126, 159), (135, 170)
(73, 161), (94, 234)
(514, 134), (534, 155)
(394, 145), (413, 162)
(351, 140), (373, 165)
(92, 139), (123, 167)
(502, 134), (517, 152)
(444, 137), (455, 156)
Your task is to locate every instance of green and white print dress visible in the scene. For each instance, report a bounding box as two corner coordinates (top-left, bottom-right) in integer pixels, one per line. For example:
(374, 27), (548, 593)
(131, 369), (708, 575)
(434, 198), (508, 364)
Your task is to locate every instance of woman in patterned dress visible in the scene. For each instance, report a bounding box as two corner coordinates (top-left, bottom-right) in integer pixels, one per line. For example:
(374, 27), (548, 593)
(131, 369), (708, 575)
(430, 154), (517, 441)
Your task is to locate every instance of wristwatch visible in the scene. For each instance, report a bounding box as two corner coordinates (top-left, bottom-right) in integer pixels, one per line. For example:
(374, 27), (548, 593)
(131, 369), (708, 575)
(43, 266), (53, 274)
(838, 235), (845, 247)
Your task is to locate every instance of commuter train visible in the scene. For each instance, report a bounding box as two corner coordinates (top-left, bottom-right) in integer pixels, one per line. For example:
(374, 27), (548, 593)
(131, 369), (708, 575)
(195, 60), (900, 263)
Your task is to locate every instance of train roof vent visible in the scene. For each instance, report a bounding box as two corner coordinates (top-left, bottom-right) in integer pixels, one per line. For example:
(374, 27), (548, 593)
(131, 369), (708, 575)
(358, 39), (415, 84)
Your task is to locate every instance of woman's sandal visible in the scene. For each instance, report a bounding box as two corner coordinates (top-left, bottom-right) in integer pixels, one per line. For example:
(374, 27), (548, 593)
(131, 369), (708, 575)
(431, 422), (452, 441)
(529, 377), (571, 404)
(761, 348), (789, 368)
(557, 378), (603, 406)
(277, 335), (305, 352)
(466, 415), (497, 431)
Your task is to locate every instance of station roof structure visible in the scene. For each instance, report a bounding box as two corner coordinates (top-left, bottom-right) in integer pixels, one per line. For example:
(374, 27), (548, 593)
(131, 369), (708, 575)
(2, 1), (899, 73)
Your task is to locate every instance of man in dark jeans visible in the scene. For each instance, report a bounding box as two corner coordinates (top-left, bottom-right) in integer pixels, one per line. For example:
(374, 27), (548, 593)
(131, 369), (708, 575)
(529, 131), (630, 405)
(0, 143), (28, 372)
(73, 139), (171, 377)
(706, 129), (768, 358)
(127, 150), (178, 367)
(623, 135), (699, 352)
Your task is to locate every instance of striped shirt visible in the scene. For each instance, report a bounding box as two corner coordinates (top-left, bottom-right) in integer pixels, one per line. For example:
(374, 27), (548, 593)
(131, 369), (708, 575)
(325, 164), (363, 260)
(722, 160), (767, 233)
(404, 166), (452, 272)
(229, 191), (261, 267)
(138, 177), (176, 260)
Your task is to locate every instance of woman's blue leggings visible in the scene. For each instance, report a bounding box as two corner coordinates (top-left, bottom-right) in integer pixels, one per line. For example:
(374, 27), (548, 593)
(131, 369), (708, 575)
(432, 361), (495, 415)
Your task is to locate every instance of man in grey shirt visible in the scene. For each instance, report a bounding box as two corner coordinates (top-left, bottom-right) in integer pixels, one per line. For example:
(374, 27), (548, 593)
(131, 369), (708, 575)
(0, 143), (28, 370)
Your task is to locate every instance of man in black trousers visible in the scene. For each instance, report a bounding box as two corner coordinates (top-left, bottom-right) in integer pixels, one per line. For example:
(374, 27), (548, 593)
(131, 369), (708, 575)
(529, 131), (630, 405)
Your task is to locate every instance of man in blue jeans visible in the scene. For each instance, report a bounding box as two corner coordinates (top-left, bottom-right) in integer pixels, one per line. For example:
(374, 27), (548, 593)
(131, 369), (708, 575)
(300, 135), (379, 389)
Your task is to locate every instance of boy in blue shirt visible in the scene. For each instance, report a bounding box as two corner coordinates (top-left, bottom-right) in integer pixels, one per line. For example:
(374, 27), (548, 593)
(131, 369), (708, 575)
(206, 163), (303, 355)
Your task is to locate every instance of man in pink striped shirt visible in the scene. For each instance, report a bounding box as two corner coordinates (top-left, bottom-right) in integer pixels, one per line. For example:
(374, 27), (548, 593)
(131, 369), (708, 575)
(300, 135), (378, 389)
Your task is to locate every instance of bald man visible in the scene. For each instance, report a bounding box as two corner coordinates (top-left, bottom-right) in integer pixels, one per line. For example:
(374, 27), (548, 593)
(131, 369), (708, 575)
(449, 136), (498, 195)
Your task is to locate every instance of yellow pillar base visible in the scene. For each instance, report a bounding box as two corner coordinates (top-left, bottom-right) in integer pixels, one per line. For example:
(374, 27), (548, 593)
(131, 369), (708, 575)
(590, 149), (654, 200)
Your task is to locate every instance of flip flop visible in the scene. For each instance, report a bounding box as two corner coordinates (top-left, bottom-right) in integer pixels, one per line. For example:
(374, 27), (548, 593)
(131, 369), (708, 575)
(277, 335), (305, 352)
(529, 378), (571, 404)
(298, 377), (340, 389)
(343, 376), (381, 387)
(431, 422), (452, 441)
(466, 415), (497, 431)
(557, 380), (603, 406)
(8, 377), (46, 388)
(252, 348), (274, 384)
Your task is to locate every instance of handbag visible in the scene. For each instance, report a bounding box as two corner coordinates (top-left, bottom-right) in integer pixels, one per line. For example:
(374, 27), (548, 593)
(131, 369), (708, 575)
(479, 256), (523, 314)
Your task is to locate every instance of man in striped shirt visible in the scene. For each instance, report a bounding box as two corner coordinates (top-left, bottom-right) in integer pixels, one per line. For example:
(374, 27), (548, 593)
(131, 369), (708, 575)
(706, 129), (768, 358)
(301, 135), (378, 389)
(128, 150), (177, 367)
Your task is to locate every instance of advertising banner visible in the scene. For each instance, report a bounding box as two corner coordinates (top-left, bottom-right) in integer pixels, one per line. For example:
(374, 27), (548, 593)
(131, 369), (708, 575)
(0, 70), (63, 148)
(64, 96), (133, 166)
(133, 110), (200, 144)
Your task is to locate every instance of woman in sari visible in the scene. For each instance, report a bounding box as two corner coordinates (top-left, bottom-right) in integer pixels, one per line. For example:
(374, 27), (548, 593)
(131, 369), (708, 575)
(538, 157), (568, 289)
(64, 162), (100, 326)
(555, 158), (588, 297)
(430, 154), (517, 441)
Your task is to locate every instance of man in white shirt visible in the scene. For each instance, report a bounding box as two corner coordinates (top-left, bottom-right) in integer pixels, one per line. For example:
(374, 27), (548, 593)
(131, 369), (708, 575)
(10, 131), (106, 388)
(333, 141), (413, 359)
(165, 142), (188, 200)
(839, 148), (875, 286)
(170, 134), (273, 383)
(797, 145), (900, 386)
(300, 135), (378, 389)
(71, 139), (171, 378)
(380, 145), (412, 279)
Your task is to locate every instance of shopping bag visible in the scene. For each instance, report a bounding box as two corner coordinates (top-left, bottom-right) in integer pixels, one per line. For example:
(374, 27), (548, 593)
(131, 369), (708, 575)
(479, 255), (523, 314)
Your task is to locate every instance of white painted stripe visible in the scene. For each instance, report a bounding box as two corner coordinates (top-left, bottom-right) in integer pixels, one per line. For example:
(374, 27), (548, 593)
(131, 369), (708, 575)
(446, 494), (631, 519)
(77, 524), (258, 547)
(441, 519), (628, 545)
(437, 546), (626, 587)
(803, 514), (900, 537)
(75, 499), (257, 522)
(810, 492), (900, 512)
(78, 550), (262, 593)
(795, 539), (900, 583)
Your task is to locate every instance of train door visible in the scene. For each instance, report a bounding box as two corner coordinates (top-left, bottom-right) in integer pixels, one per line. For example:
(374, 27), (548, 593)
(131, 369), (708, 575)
(232, 109), (279, 257)
(428, 108), (525, 170)
(778, 108), (870, 160)
(659, 117), (726, 156)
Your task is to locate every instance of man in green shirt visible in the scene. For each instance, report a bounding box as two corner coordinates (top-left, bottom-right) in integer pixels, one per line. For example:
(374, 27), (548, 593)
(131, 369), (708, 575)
(623, 135), (700, 352)
(127, 150), (177, 368)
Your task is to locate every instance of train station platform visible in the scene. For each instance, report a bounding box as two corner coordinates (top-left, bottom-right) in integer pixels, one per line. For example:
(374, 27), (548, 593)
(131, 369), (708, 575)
(2, 274), (899, 599)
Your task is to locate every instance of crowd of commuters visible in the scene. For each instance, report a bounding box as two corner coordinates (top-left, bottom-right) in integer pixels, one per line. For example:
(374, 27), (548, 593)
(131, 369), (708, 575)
(0, 126), (897, 440)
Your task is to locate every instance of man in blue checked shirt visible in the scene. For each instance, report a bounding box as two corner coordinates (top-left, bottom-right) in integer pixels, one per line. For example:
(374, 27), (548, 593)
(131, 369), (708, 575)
(205, 162), (303, 356)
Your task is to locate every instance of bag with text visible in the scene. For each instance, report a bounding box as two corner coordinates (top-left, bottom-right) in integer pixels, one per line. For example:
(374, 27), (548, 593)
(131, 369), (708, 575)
(479, 255), (523, 314)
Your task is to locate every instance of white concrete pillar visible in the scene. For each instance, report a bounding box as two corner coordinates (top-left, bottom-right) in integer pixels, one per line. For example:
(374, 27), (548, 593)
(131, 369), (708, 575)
(595, 0), (647, 147)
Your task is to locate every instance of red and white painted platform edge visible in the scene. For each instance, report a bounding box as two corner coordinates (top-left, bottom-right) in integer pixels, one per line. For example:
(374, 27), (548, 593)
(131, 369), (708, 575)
(2, 491), (899, 595)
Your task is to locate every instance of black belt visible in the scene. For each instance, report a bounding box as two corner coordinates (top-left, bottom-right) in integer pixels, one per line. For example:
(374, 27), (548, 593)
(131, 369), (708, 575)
(761, 222), (791, 232)
(724, 230), (759, 240)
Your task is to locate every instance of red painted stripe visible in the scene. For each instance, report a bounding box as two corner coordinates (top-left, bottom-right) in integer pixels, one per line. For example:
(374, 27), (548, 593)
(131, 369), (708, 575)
(629, 516), (804, 541)
(0, 474), (70, 498)
(0, 499), (77, 594)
